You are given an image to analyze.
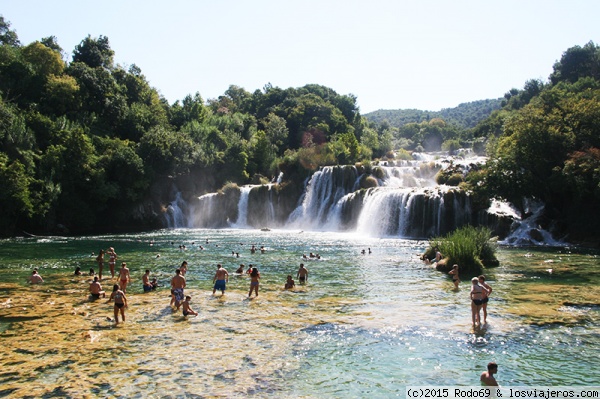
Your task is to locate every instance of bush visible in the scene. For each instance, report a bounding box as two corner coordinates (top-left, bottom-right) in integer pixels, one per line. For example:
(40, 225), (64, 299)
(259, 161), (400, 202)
(427, 226), (498, 276)
(446, 173), (464, 186)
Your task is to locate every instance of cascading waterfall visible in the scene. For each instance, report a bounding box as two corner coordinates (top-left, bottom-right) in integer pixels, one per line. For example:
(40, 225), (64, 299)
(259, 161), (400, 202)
(190, 193), (222, 228)
(287, 166), (360, 230)
(164, 192), (189, 228)
(165, 152), (526, 240)
(232, 186), (253, 228)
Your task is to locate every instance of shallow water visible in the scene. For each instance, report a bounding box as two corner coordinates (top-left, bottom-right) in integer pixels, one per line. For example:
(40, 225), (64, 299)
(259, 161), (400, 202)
(0, 229), (598, 398)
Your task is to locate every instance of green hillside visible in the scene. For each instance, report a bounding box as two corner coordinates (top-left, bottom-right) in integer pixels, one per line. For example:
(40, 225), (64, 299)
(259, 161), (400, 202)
(364, 98), (502, 129)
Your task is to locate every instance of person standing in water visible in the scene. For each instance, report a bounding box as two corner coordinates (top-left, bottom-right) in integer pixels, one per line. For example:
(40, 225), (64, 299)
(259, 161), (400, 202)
(118, 262), (130, 293)
(478, 275), (493, 323)
(180, 261), (188, 276)
(171, 269), (186, 310)
(470, 277), (488, 327)
(109, 284), (128, 324)
(248, 267), (260, 297)
(212, 264), (229, 296)
(107, 247), (117, 278)
(448, 264), (460, 289)
(297, 263), (308, 284)
(480, 362), (499, 386)
(96, 249), (104, 279)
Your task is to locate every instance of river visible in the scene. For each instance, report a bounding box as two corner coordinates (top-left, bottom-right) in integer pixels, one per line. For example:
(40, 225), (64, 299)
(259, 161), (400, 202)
(0, 229), (598, 398)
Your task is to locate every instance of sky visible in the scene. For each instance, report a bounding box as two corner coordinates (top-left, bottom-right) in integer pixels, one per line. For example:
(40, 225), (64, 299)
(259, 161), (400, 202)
(3, 0), (600, 113)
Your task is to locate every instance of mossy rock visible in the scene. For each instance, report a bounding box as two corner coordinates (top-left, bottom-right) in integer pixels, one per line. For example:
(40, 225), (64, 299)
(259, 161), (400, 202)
(359, 175), (379, 189)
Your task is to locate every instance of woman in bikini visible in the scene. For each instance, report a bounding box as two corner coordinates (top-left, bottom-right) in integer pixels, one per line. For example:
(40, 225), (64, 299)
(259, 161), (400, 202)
(108, 247), (117, 278)
(248, 267), (260, 297)
(109, 284), (128, 324)
(118, 262), (130, 293)
(448, 264), (460, 289)
(470, 277), (488, 327)
(478, 275), (492, 323)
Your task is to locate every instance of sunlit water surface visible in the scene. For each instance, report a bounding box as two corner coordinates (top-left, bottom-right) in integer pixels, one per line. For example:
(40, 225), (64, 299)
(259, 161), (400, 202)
(0, 229), (598, 398)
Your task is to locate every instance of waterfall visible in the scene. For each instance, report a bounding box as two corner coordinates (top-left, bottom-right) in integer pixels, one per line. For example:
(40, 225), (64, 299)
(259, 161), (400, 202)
(190, 193), (222, 228)
(287, 166), (360, 230)
(500, 200), (565, 246)
(163, 152), (531, 242)
(232, 186), (253, 228)
(164, 192), (189, 228)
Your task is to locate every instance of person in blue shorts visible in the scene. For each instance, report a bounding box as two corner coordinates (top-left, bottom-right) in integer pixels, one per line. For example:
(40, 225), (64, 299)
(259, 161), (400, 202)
(212, 264), (229, 295)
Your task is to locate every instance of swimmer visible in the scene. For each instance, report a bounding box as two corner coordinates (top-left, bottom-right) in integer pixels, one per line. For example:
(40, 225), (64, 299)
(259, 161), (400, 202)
(74, 266), (82, 276)
(480, 362), (499, 386)
(235, 264), (245, 274)
(29, 269), (43, 284)
(284, 275), (295, 290)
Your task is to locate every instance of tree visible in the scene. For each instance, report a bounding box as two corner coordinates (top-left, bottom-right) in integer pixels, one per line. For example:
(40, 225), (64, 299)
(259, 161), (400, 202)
(169, 92), (208, 129)
(22, 41), (65, 77)
(72, 35), (115, 69)
(43, 75), (81, 116)
(0, 16), (20, 46)
(262, 112), (288, 155)
(550, 41), (600, 84)
(40, 36), (63, 54)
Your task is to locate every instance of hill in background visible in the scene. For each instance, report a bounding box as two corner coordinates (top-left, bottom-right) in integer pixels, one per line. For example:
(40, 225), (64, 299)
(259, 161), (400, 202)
(364, 98), (502, 129)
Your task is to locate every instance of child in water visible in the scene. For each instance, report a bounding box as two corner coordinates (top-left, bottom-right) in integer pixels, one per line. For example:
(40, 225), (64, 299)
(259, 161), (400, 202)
(284, 275), (295, 289)
(182, 295), (198, 317)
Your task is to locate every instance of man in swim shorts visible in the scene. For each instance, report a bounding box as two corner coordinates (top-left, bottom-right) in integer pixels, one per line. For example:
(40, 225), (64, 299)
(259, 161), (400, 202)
(171, 269), (186, 311)
(142, 269), (155, 292)
(212, 263), (229, 296)
(89, 276), (105, 299)
(297, 263), (308, 283)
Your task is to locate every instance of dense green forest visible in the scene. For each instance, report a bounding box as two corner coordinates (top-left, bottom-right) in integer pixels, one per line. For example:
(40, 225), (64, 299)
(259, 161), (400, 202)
(364, 98), (502, 130)
(1, 15), (599, 242)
